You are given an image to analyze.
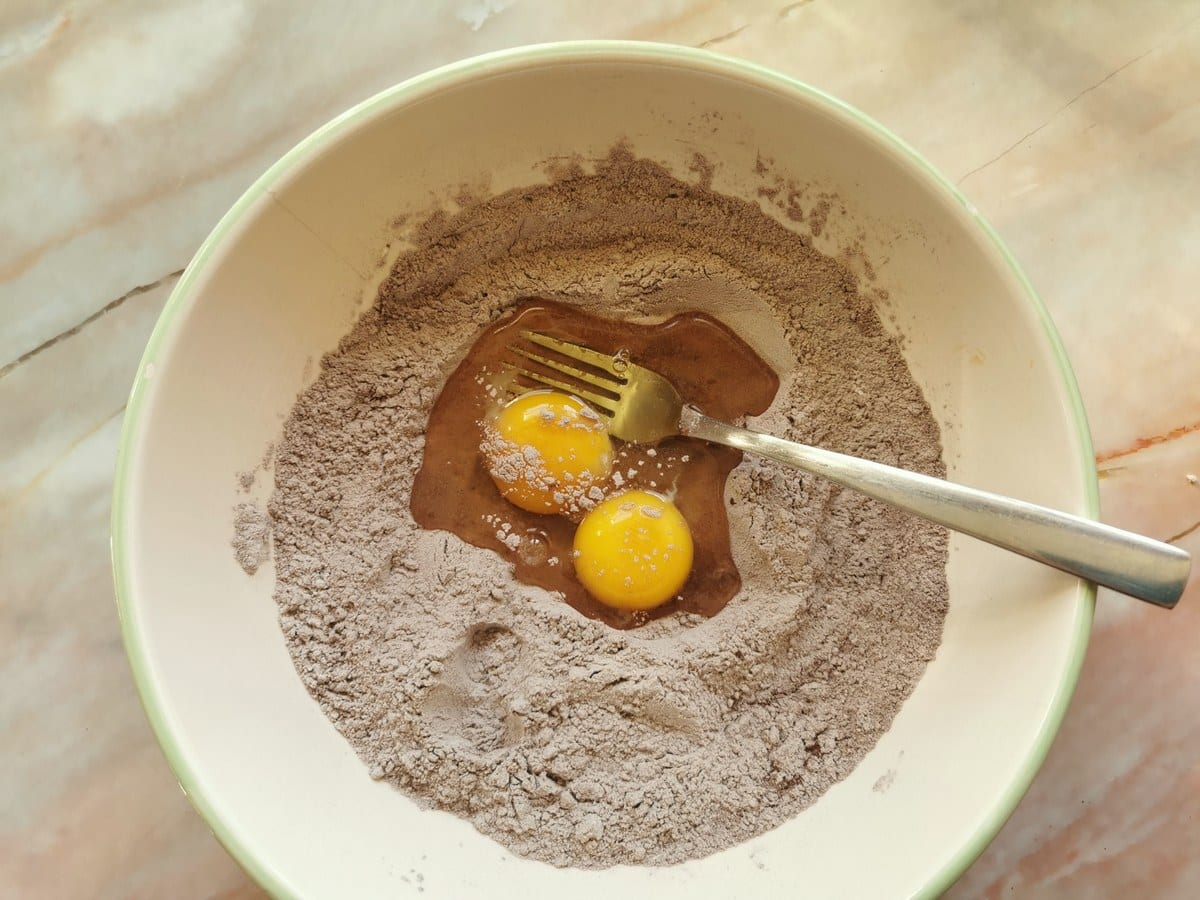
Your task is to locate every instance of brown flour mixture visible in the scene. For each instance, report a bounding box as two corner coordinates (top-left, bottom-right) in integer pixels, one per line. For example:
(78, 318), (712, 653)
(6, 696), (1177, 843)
(256, 148), (948, 867)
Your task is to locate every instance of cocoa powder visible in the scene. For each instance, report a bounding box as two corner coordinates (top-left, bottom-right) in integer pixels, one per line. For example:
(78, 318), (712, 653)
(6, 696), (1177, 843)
(257, 148), (948, 867)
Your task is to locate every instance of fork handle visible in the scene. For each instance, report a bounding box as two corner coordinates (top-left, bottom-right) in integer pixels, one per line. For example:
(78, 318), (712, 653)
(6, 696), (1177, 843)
(679, 407), (1191, 608)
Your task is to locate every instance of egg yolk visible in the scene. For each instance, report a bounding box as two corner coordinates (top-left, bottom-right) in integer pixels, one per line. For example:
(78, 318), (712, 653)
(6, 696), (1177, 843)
(573, 490), (694, 611)
(482, 390), (613, 514)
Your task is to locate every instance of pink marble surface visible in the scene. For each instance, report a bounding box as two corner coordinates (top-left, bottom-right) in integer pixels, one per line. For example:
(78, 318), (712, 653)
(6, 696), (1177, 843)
(2, 1), (1197, 897)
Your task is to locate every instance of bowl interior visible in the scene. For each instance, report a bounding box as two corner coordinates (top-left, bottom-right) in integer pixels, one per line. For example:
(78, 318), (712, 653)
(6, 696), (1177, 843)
(115, 44), (1094, 900)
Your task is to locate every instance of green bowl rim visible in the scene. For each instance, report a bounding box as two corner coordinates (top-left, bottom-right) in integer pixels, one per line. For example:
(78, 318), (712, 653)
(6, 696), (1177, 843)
(110, 39), (1097, 900)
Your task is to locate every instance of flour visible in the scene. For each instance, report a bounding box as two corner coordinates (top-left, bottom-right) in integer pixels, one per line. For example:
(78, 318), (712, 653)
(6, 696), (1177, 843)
(259, 148), (948, 867)
(231, 503), (270, 575)
(479, 413), (606, 518)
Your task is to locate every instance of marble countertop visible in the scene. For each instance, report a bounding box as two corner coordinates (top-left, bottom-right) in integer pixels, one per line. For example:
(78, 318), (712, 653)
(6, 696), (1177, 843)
(3, 1), (1198, 896)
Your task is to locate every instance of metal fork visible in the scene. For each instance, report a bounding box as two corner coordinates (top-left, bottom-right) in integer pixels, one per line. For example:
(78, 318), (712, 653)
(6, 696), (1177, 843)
(505, 329), (1191, 608)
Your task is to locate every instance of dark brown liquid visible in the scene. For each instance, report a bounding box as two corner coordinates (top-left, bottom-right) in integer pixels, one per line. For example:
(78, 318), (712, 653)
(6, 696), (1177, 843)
(410, 299), (779, 629)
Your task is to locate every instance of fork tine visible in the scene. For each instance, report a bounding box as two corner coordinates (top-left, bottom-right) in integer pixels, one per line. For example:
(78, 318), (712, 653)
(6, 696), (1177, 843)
(521, 331), (626, 377)
(511, 347), (622, 397)
(503, 364), (618, 415)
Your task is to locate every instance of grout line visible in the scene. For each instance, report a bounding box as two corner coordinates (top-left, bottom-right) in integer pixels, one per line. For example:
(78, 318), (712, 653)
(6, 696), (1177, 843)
(696, 24), (748, 49)
(1166, 519), (1200, 546)
(778, 0), (817, 19)
(0, 269), (185, 380)
(1095, 420), (1200, 464)
(957, 10), (1200, 187)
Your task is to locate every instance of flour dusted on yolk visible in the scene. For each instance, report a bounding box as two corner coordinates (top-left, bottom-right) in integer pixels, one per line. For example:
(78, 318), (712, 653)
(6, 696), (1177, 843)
(482, 390), (613, 514)
(481, 391), (694, 610)
(573, 490), (694, 611)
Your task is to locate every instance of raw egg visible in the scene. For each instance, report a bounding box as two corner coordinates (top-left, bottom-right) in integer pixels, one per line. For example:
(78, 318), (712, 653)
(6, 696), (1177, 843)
(573, 490), (694, 610)
(482, 390), (613, 514)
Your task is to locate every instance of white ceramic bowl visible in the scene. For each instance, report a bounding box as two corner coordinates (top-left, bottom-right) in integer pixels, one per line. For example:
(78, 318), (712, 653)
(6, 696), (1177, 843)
(113, 42), (1096, 899)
